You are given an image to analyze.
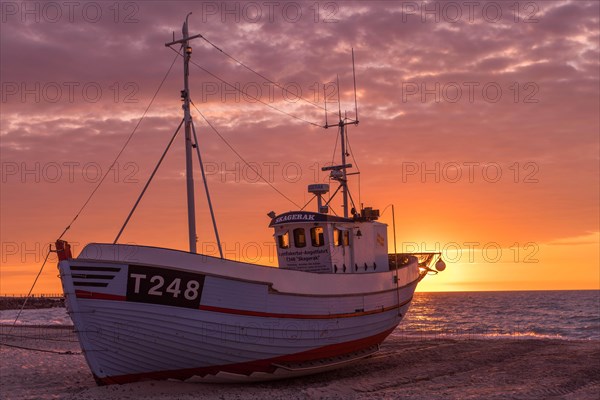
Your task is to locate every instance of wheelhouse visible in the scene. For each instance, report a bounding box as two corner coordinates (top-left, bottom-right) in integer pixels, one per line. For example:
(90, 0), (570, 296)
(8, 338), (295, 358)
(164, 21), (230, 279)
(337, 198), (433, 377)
(269, 211), (388, 274)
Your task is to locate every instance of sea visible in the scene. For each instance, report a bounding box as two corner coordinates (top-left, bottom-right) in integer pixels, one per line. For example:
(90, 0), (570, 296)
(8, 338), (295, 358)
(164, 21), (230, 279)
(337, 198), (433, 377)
(397, 290), (600, 341)
(1, 290), (598, 341)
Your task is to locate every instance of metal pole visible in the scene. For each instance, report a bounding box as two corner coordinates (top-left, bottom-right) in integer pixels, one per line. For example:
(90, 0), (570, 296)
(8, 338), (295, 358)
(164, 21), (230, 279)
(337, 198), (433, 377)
(340, 123), (348, 218)
(392, 204), (401, 316)
(191, 121), (223, 258)
(182, 15), (197, 253)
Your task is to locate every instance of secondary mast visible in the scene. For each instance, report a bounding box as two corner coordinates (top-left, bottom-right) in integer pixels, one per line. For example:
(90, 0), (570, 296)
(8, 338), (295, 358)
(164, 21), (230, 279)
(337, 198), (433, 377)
(323, 50), (359, 218)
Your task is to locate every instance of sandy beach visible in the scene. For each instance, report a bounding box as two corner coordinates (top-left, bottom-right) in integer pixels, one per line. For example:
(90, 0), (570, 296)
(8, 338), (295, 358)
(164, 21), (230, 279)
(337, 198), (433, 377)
(1, 327), (598, 400)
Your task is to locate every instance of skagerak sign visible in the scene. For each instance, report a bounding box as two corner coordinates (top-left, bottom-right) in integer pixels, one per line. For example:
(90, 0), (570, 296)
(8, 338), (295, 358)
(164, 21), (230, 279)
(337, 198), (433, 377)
(274, 213), (316, 224)
(271, 212), (350, 226)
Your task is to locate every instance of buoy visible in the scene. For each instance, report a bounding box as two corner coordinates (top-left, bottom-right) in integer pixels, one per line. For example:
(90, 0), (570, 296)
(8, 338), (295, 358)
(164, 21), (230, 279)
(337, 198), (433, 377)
(435, 259), (446, 272)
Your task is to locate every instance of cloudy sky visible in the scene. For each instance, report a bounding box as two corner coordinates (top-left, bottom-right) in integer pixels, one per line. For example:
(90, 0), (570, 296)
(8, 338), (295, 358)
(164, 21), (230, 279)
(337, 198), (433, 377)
(1, 0), (598, 293)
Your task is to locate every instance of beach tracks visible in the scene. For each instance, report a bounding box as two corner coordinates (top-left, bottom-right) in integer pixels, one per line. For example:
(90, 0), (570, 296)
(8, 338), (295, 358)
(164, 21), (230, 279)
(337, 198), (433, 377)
(1, 331), (598, 399)
(345, 339), (600, 399)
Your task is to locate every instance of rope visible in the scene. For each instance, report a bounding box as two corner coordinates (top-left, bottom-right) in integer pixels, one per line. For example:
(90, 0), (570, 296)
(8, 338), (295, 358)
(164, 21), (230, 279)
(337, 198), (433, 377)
(1, 332), (75, 343)
(57, 51), (181, 240)
(190, 101), (301, 209)
(8, 249), (51, 334)
(0, 341), (80, 355)
(4, 250), (78, 355)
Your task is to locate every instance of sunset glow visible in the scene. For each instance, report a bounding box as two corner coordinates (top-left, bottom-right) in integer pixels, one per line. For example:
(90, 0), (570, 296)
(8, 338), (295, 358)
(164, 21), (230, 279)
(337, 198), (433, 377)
(1, 1), (598, 294)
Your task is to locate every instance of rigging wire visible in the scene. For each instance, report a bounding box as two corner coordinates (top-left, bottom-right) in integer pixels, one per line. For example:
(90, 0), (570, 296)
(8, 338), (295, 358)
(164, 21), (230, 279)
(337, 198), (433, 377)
(190, 100), (301, 209)
(330, 125), (340, 166)
(196, 34), (327, 111)
(114, 119), (184, 243)
(345, 122), (360, 172)
(324, 184), (343, 209)
(299, 195), (316, 211)
(57, 51), (181, 241)
(167, 46), (323, 128)
(346, 181), (359, 213)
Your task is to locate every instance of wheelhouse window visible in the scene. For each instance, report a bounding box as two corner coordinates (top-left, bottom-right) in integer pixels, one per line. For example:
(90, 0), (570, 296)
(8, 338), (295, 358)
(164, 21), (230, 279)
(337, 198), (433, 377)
(277, 232), (290, 249)
(342, 230), (350, 246)
(310, 226), (324, 247)
(333, 228), (349, 247)
(293, 228), (306, 248)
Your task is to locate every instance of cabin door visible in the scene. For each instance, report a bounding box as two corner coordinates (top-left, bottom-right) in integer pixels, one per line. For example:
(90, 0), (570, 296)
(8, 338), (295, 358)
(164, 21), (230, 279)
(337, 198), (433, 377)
(331, 227), (353, 273)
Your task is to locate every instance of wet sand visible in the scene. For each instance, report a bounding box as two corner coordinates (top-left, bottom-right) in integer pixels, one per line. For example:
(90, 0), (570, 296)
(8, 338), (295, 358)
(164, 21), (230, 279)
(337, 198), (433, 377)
(1, 329), (599, 399)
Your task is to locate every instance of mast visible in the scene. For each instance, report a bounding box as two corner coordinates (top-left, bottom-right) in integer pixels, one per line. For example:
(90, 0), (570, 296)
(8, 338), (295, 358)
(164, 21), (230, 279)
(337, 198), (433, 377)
(337, 75), (349, 218)
(182, 15), (197, 253)
(166, 13), (204, 253)
(339, 121), (349, 218)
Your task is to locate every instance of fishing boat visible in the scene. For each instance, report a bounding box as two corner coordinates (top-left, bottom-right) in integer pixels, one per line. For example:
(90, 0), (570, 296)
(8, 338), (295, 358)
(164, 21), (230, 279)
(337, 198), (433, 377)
(55, 16), (445, 385)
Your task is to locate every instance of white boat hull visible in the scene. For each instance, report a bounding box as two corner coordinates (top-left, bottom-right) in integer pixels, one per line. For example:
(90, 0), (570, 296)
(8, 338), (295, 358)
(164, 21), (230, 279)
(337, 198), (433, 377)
(58, 243), (423, 384)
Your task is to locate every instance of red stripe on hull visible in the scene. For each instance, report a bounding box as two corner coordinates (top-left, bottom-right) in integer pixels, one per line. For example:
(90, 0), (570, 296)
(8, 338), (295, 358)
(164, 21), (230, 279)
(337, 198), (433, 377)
(97, 326), (396, 385)
(74, 290), (126, 301)
(74, 290), (412, 319)
(200, 298), (411, 319)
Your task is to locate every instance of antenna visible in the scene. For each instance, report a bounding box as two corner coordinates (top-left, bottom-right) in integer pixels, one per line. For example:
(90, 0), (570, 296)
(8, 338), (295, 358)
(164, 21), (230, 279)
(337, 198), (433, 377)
(352, 48), (359, 123)
(319, 49), (361, 218)
(336, 74), (342, 121)
(323, 84), (328, 128)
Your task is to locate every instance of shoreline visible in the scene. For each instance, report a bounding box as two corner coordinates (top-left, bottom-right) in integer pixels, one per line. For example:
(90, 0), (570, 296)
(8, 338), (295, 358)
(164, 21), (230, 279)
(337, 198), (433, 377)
(1, 331), (598, 399)
(0, 297), (64, 311)
(1, 322), (597, 342)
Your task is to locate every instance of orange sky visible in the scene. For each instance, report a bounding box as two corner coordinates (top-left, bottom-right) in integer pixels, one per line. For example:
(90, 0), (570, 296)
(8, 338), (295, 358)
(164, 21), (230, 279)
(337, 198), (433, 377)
(1, 1), (599, 294)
